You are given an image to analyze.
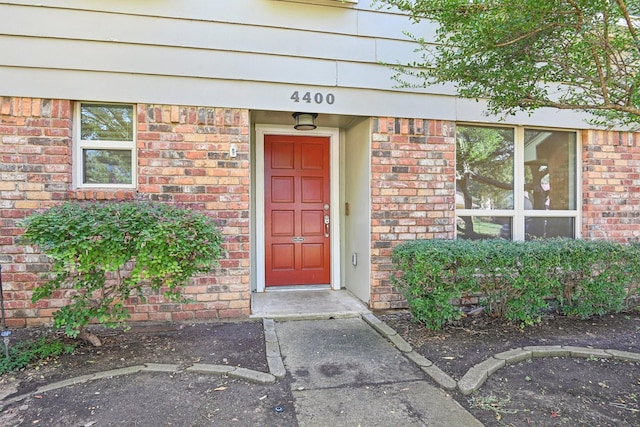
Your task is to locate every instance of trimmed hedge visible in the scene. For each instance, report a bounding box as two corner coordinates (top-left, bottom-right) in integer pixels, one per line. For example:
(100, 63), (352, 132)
(392, 239), (640, 330)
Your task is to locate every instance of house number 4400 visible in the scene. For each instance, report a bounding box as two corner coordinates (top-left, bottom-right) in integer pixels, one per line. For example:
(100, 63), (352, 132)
(290, 91), (335, 105)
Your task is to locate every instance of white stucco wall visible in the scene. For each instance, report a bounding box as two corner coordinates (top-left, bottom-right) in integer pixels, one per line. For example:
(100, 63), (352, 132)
(342, 117), (371, 302)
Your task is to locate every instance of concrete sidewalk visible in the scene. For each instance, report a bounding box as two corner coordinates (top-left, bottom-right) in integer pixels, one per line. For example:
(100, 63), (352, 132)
(275, 317), (483, 427)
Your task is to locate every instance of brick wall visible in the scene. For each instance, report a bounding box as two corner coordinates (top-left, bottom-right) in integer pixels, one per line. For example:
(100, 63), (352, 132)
(0, 98), (72, 327)
(369, 118), (457, 310)
(0, 97), (251, 327)
(582, 130), (640, 242)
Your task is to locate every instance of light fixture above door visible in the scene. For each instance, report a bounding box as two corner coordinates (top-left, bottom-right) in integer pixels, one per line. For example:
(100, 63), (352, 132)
(292, 112), (318, 131)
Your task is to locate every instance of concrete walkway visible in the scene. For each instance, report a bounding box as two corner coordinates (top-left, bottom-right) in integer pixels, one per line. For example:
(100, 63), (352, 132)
(275, 317), (483, 426)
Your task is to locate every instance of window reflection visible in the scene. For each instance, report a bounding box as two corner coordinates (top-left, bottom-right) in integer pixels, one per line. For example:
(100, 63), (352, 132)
(457, 216), (512, 240)
(83, 149), (132, 184)
(456, 125), (578, 241)
(525, 218), (575, 240)
(81, 104), (134, 141)
(456, 126), (514, 211)
(524, 129), (576, 211)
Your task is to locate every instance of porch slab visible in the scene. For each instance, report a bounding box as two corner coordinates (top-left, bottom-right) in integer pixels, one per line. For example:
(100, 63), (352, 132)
(250, 289), (370, 320)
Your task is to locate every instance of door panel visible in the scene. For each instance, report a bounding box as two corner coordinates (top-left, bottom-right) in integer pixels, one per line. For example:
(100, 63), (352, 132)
(271, 177), (294, 202)
(272, 210), (294, 235)
(301, 177), (323, 202)
(265, 135), (330, 286)
(272, 244), (295, 269)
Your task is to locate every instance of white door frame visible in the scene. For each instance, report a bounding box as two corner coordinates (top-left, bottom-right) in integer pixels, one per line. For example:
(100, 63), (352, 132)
(255, 124), (341, 292)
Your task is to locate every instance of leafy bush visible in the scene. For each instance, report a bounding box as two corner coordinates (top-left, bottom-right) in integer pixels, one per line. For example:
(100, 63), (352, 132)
(20, 201), (224, 343)
(392, 239), (640, 330)
(391, 240), (462, 329)
(555, 240), (628, 318)
(0, 337), (76, 375)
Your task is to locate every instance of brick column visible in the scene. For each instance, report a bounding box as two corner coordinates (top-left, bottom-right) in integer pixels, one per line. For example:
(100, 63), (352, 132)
(369, 118), (456, 310)
(582, 130), (640, 242)
(132, 104), (251, 321)
(0, 97), (72, 327)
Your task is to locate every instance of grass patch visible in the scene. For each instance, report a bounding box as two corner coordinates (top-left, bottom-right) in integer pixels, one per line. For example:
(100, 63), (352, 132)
(0, 337), (76, 375)
(468, 392), (518, 421)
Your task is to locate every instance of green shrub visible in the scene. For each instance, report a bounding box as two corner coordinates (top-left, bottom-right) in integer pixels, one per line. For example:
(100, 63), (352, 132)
(392, 239), (640, 330)
(0, 337), (76, 375)
(392, 240), (465, 329)
(556, 240), (628, 318)
(20, 200), (224, 343)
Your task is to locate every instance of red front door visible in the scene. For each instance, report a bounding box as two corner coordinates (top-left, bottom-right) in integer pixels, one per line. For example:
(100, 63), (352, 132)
(265, 135), (331, 286)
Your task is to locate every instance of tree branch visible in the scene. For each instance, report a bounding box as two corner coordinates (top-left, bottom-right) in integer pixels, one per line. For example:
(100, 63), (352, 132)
(494, 21), (568, 48)
(615, 0), (640, 55)
(469, 172), (512, 191)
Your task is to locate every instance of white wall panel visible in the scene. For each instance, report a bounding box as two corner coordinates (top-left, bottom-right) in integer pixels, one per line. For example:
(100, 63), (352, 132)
(375, 38), (421, 65)
(0, 4), (377, 62)
(336, 61), (455, 95)
(0, 67), (458, 119)
(343, 117), (371, 302)
(0, 65), (596, 128)
(0, 1), (595, 128)
(0, 0), (361, 34)
(0, 36), (338, 86)
(357, 8), (436, 42)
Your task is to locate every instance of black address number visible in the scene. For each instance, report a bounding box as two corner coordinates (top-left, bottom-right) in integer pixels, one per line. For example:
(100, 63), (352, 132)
(291, 91), (335, 105)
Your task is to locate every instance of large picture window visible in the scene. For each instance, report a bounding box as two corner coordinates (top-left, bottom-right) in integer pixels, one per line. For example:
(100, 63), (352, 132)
(456, 125), (579, 241)
(75, 103), (136, 188)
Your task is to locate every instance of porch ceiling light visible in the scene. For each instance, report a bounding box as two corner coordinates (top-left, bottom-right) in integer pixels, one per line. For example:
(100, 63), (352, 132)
(292, 112), (318, 131)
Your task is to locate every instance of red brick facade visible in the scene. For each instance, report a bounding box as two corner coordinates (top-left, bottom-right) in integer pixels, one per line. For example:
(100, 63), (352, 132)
(582, 130), (640, 242)
(2, 96), (640, 325)
(0, 97), (250, 327)
(368, 118), (457, 310)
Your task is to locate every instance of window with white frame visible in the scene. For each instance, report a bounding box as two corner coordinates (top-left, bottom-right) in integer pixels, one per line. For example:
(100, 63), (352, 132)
(456, 125), (579, 241)
(75, 103), (136, 188)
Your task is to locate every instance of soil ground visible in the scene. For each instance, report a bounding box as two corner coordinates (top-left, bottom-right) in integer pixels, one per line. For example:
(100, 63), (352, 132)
(0, 312), (638, 426)
(381, 310), (640, 426)
(0, 321), (297, 427)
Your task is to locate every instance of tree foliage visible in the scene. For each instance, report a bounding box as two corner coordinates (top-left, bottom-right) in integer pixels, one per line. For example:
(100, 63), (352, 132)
(20, 201), (224, 345)
(377, 0), (640, 129)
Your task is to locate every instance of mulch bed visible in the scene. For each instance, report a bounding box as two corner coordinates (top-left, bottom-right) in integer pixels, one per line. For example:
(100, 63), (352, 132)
(379, 310), (640, 426)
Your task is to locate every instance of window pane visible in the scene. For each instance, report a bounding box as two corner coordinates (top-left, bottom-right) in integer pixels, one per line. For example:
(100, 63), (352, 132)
(83, 149), (132, 184)
(457, 216), (512, 240)
(524, 129), (577, 210)
(525, 217), (575, 240)
(456, 126), (514, 210)
(81, 104), (134, 141)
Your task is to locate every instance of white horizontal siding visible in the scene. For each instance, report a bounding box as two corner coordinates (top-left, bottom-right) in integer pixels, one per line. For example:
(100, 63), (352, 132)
(2, 34), (442, 92)
(0, 5), (378, 63)
(0, 36), (340, 86)
(0, 0), (384, 37)
(336, 61), (454, 95)
(0, 0), (593, 127)
(0, 1), (432, 95)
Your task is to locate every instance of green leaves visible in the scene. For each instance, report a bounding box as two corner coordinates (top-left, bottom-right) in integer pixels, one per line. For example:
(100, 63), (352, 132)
(0, 337), (76, 375)
(392, 239), (640, 329)
(20, 201), (224, 337)
(377, 0), (640, 129)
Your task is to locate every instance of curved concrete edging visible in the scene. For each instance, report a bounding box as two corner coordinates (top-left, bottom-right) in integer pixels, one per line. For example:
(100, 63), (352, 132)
(2, 318), (286, 406)
(362, 313), (640, 396)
